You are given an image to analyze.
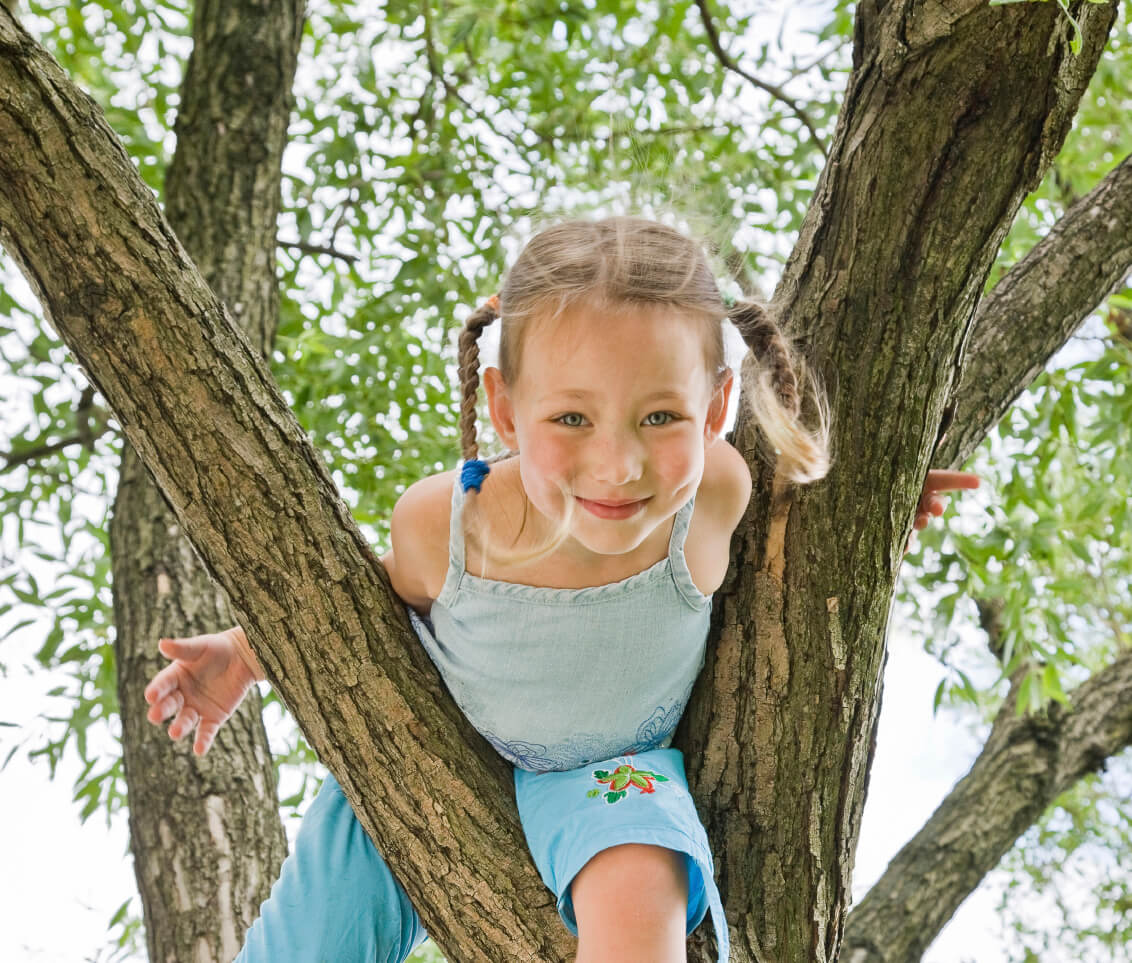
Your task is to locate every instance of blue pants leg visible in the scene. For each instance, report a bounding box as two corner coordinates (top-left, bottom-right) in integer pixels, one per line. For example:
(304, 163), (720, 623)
(236, 773), (428, 963)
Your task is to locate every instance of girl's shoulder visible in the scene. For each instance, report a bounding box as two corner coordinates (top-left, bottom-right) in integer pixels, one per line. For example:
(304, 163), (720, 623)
(685, 441), (752, 595)
(386, 469), (457, 610)
(696, 440), (753, 533)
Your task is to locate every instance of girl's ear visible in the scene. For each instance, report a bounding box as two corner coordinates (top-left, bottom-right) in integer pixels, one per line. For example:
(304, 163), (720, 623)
(705, 370), (734, 442)
(484, 367), (520, 450)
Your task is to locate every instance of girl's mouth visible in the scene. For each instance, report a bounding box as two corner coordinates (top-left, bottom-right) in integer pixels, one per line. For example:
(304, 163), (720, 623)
(576, 497), (649, 520)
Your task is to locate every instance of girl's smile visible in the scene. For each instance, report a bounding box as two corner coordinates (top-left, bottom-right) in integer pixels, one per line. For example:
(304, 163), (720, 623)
(575, 496), (652, 520)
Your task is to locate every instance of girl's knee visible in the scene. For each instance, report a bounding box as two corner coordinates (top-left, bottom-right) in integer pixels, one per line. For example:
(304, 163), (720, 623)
(572, 843), (688, 932)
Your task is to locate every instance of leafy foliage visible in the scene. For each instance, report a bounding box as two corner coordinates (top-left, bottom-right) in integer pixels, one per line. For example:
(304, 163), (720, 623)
(992, 759), (1132, 962)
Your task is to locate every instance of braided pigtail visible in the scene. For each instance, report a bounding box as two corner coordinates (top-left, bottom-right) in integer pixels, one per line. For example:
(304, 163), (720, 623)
(730, 299), (830, 484)
(457, 294), (500, 492)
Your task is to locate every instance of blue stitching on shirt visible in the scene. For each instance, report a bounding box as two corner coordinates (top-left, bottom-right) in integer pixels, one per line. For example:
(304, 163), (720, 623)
(483, 696), (690, 772)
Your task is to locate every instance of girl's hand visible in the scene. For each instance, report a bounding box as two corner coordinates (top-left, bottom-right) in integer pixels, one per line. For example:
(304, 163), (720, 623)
(143, 629), (260, 756)
(906, 470), (980, 554)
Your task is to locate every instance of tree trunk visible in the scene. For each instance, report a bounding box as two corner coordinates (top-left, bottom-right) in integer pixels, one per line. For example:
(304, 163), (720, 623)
(110, 2), (303, 959)
(0, 3), (1121, 962)
(681, 2), (1117, 960)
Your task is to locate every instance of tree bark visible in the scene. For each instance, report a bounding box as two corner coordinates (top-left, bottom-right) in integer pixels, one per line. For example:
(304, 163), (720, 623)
(0, 3), (1121, 962)
(681, 2), (1117, 960)
(842, 648), (1132, 962)
(110, 2), (303, 960)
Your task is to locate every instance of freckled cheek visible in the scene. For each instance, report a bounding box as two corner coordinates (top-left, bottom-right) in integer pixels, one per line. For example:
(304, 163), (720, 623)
(522, 432), (576, 489)
(650, 437), (701, 490)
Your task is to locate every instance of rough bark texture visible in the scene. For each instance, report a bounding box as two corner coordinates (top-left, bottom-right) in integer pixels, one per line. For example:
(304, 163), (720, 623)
(0, 2), (1124, 962)
(680, 2), (1118, 961)
(110, 2), (303, 960)
(842, 649), (1132, 962)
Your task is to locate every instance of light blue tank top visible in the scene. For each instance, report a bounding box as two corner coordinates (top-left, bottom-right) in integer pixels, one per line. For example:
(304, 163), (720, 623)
(409, 474), (713, 772)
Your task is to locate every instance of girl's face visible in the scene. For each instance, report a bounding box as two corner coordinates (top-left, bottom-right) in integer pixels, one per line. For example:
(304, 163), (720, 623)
(484, 304), (732, 559)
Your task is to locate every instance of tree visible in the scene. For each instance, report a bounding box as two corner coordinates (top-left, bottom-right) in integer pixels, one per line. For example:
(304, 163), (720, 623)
(1, 1), (1130, 961)
(110, 2), (301, 959)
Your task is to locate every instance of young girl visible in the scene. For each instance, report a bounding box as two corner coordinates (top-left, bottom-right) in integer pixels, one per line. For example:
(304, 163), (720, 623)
(145, 216), (961, 961)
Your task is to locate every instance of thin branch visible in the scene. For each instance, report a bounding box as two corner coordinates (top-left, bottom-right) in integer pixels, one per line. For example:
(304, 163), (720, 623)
(2, 390), (112, 473)
(279, 239), (358, 264)
(935, 152), (1132, 470)
(449, 87), (524, 149)
(2, 426), (111, 472)
(406, 0), (445, 137)
(694, 0), (828, 158)
(785, 38), (850, 81)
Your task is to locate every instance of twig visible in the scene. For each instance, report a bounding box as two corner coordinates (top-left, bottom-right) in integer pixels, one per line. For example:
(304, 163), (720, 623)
(785, 38), (850, 81)
(2, 387), (116, 473)
(279, 240), (358, 264)
(694, 0), (828, 159)
(2, 426), (112, 473)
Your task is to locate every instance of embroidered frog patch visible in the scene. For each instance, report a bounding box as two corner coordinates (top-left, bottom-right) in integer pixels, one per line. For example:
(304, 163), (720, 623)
(587, 762), (670, 804)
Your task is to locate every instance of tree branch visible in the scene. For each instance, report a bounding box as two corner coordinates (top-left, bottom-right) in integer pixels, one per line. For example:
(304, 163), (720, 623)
(935, 152), (1132, 470)
(0, 11), (570, 960)
(842, 647), (1132, 963)
(694, 0), (828, 158)
(2, 427), (107, 471)
(279, 238), (359, 264)
(1, 388), (112, 473)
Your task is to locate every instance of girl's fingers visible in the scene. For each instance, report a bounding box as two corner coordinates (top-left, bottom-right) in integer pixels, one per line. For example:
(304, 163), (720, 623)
(144, 671), (173, 706)
(158, 635), (208, 662)
(168, 706), (199, 741)
(195, 720), (220, 756)
(147, 690), (184, 724)
(924, 470), (980, 493)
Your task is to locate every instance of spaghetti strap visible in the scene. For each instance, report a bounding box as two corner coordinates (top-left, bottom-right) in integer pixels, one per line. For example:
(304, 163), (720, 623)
(667, 497), (709, 609)
(436, 471), (467, 606)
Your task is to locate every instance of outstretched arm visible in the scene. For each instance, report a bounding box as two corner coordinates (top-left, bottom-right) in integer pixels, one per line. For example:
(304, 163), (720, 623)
(144, 472), (453, 754)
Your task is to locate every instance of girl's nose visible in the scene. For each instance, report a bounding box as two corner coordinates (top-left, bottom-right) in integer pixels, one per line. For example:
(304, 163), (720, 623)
(589, 431), (645, 486)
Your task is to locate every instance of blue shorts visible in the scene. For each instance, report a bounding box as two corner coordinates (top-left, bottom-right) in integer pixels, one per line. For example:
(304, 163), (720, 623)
(516, 748), (727, 960)
(237, 748), (728, 962)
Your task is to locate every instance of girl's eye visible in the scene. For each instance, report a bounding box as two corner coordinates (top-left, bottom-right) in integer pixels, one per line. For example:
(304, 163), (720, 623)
(556, 412), (587, 428)
(643, 411), (678, 426)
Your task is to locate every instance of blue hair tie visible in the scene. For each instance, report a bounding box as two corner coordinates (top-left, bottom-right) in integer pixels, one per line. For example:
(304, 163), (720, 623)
(721, 291), (737, 310)
(460, 459), (491, 493)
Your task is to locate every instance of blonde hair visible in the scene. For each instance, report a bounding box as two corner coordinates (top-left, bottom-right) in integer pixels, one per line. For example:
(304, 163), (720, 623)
(456, 216), (830, 565)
